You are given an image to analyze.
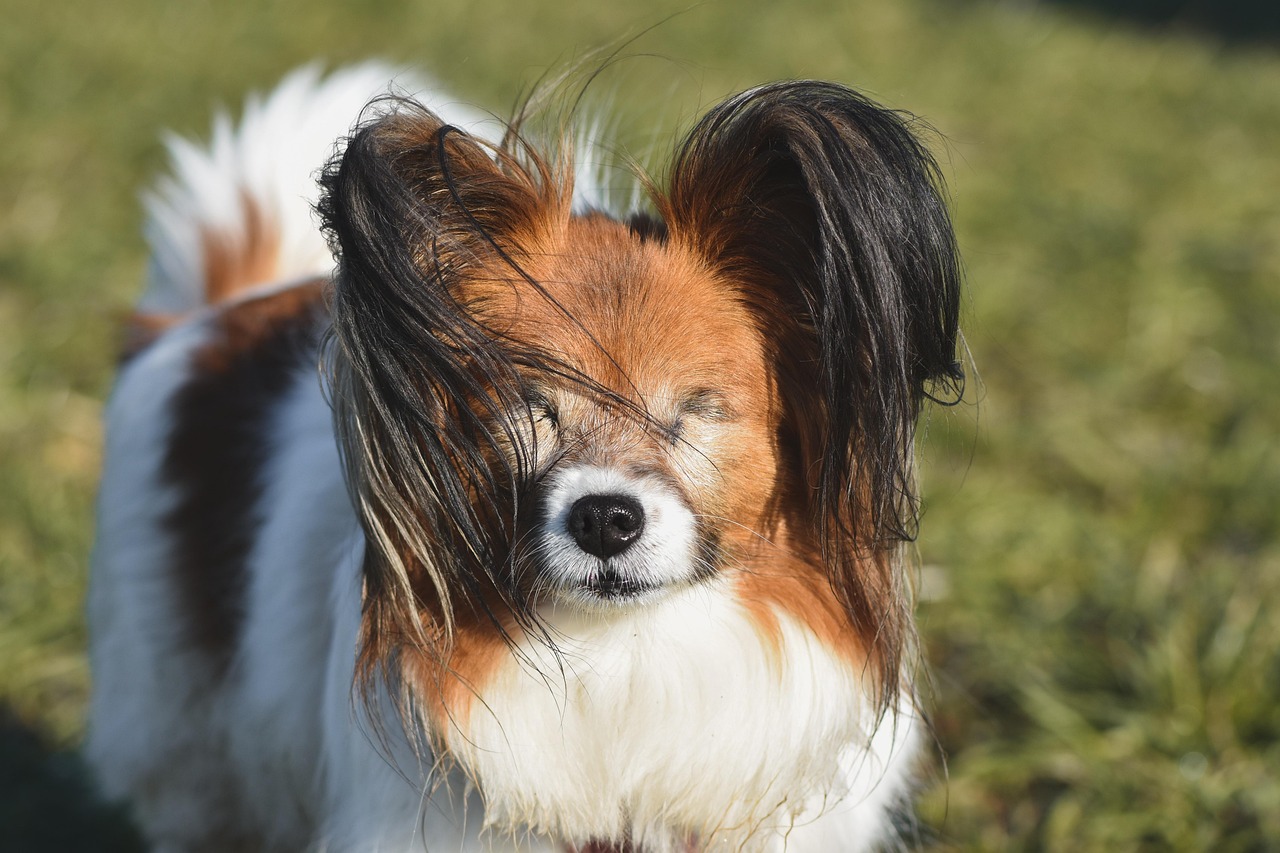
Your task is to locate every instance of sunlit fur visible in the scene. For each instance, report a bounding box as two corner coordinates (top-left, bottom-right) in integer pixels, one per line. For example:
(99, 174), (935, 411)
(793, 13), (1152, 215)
(89, 65), (961, 852)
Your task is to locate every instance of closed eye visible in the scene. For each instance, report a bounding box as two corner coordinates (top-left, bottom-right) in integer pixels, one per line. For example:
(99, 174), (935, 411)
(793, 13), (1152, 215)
(526, 390), (559, 429)
(678, 389), (731, 422)
(666, 389), (732, 445)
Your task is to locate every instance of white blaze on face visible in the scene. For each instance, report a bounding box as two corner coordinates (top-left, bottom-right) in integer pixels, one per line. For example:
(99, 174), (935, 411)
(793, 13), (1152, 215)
(536, 464), (700, 607)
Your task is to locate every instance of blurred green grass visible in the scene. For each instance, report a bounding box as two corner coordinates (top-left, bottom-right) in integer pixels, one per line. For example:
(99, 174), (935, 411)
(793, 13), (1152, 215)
(2, 0), (1277, 849)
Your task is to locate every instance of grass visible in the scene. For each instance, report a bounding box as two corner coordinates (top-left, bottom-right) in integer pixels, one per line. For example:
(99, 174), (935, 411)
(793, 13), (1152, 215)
(2, 0), (1278, 849)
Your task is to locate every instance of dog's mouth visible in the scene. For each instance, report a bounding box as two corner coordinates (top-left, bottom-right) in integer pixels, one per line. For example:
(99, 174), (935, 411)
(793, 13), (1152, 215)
(536, 559), (667, 610)
(578, 564), (658, 601)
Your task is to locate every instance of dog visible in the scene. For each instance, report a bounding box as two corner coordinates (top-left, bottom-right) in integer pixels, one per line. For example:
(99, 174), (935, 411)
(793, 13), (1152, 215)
(87, 63), (962, 852)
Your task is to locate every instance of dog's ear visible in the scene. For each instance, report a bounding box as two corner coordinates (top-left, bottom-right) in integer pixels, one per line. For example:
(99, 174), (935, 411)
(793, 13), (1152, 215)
(319, 104), (561, 300)
(661, 82), (963, 693)
(318, 104), (564, 666)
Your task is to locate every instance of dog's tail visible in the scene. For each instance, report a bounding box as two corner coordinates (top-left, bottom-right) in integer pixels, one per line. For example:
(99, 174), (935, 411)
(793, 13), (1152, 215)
(126, 63), (613, 354)
(134, 64), (412, 322)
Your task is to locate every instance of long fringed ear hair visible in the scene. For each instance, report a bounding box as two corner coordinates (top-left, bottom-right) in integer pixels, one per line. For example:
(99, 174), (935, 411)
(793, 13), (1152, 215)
(318, 100), (569, 678)
(659, 82), (963, 709)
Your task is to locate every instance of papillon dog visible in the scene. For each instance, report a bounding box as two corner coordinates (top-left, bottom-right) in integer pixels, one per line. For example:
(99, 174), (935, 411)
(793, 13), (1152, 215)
(87, 63), (962, 852)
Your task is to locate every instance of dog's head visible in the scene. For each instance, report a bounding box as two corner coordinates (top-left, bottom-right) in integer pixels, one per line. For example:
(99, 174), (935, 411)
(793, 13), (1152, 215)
(319, 81), (962, 720)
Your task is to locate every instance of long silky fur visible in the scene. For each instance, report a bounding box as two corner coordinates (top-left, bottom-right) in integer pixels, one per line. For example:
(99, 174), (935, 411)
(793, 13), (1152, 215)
(318, 103), (571, 686)
(318, 100), (667, 721)
(660, 81), (963, 712)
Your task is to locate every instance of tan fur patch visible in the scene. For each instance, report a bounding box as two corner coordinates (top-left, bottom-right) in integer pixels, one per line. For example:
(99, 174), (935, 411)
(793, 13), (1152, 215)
(201, 193), (281, 303)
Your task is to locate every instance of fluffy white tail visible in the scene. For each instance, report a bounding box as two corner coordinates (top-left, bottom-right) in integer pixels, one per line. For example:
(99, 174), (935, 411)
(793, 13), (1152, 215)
(138, 63), (495, 315)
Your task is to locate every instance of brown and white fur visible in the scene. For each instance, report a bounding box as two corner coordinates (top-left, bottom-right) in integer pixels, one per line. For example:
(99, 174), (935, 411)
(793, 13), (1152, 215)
(87, 63), (963, 852)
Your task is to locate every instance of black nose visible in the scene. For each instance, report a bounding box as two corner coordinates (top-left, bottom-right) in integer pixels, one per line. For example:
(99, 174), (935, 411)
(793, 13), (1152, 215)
(567, 494), (645, 559)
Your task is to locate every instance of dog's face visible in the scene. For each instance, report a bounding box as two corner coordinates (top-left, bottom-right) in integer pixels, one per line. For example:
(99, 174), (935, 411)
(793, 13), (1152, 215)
(460, 215), (779, 610)
(320, 83), (963, 716)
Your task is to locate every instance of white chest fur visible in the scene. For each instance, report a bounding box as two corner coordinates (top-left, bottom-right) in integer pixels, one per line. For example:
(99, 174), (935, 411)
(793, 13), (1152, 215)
(439, 586), (920, 851)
